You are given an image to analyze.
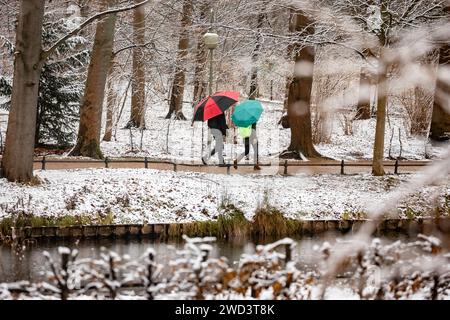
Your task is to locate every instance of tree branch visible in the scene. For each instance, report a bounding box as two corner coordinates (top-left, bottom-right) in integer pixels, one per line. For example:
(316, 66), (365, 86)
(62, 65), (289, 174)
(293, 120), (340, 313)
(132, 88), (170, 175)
(113, 41), (155, 57)
(40, 0), (149, 62)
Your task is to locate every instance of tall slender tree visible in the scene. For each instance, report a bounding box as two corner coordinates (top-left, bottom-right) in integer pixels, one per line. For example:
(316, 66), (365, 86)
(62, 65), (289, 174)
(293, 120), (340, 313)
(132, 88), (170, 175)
(371, 0), (390, 176)
(430, 47), (450, 140)
(282, 9), (296, 114)
(248, 8), (265, 100)
(166, 0), (193, 120)
(429, 5), (450, 141)
(69, 0), (118, 158)
(102, 57), (118, 142)
(372, 57), (389, 176)
(353, 0), (375, 122)
(192, 0), (210, 106)
(355, 67), (372, 120)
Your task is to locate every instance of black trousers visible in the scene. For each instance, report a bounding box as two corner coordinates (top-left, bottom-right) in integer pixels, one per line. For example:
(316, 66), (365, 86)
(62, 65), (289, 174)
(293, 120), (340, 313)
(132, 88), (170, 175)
(244, 137), (250, 156)
(239, 137), (258, 163)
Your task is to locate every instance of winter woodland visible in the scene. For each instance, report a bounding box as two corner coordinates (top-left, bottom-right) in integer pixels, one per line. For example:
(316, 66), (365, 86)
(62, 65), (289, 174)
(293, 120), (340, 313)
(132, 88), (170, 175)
(0, 0), (450, 300)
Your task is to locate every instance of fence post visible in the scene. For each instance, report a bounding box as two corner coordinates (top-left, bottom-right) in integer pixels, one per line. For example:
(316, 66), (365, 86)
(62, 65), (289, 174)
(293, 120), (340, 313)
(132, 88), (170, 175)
(283, 160), (288, 175)
(340, 159), (345, 175)
(226, 164), (231, 175)
(285, 244), (291, 264)
(42, 156), (46, 170)
(144, 157), (148, 169)
(105, 157), (109, 168)
(270, 80), (273, 101)
(394, 159), (399, 174)
(173, 162), (177, 172)
(0, 130), (3, 155)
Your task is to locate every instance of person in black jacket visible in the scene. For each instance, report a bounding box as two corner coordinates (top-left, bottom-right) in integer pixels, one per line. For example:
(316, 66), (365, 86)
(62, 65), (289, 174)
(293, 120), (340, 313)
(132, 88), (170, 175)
(202, 114), (228, 166)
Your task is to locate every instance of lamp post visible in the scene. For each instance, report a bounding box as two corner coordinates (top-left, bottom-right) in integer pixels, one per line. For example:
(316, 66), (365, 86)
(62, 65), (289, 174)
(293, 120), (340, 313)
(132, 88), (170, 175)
(203, 9), (218, 96)
(200, 11), (219, 159)
(203, 32), (218, 96)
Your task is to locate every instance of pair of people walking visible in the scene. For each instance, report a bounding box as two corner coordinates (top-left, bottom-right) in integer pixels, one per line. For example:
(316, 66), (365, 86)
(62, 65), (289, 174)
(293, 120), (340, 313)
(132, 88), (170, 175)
(193, 92), (263, 170)
(202, 114), (261, 170)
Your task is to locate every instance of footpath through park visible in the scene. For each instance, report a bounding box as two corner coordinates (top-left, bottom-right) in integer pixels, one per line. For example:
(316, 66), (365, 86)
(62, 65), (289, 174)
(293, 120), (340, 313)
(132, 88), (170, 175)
(29, 156), (431, 175)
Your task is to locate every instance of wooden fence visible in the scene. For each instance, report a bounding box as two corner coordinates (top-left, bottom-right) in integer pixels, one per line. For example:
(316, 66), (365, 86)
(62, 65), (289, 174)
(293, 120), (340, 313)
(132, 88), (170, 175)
(34, 156), (429, 175)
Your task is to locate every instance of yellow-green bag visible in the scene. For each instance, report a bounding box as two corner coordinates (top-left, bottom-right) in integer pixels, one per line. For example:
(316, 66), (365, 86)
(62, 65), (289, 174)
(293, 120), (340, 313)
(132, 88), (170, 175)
(238, 126), (252, 138)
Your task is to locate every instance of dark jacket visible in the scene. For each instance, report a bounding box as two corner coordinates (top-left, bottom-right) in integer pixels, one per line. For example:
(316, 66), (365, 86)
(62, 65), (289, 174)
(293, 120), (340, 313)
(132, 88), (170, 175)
(208, 114), (228, 136)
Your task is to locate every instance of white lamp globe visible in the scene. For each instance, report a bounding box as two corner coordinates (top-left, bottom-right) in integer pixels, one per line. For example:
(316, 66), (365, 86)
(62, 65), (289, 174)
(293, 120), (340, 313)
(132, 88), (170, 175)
(203, 32), (219, 50)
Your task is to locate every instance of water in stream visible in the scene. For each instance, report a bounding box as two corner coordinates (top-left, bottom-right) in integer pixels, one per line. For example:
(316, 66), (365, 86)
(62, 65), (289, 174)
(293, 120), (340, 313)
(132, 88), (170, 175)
(0, 232), (412, 283)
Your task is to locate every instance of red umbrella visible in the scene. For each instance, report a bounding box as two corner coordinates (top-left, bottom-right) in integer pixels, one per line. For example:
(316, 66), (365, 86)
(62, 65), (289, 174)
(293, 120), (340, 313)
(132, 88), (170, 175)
(193, 91), (239, 122)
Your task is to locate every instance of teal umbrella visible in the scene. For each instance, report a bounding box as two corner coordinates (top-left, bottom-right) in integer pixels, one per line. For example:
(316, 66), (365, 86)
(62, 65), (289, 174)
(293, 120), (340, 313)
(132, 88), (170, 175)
(231, 99), (263, 127)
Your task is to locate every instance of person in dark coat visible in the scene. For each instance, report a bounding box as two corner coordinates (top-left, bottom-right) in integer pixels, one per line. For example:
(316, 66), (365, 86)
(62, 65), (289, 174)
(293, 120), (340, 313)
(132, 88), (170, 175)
(207, 113), (228, 136)
(202, 113), (228, 166)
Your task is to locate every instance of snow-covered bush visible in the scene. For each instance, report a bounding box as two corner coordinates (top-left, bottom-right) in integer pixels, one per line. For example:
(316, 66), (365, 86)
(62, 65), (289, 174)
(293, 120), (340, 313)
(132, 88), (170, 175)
(0, 235), (449, 300)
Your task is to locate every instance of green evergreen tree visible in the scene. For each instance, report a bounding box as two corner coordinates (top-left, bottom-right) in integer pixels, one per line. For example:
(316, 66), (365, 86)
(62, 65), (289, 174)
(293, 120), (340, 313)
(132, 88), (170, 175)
(0, 13), (89, 147)
(0, 37), (13, 108)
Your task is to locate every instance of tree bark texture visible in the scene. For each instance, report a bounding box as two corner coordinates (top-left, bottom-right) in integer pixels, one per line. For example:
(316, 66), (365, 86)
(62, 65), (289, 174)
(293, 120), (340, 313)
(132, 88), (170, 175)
(284, 11), (322, 159)
(70, 0), (117, 158)
(372, 59), (388, 176)
(248, 11), (264, 100)
(192, 0), (210, 106)
(1, 0), (45, 182)
(355, 67), (371, 120)
(103, 59), (118, 142)
(282, 10), (296, 112)
(128, 0), (146, 128)
(372, 0), (390, 176)
(429, 44), (450, 140)
(166, 0), (193, 120)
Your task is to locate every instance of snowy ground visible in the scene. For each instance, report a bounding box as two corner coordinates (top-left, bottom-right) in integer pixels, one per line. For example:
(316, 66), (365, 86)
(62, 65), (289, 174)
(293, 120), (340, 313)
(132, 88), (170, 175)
(0, 168), (448, 223)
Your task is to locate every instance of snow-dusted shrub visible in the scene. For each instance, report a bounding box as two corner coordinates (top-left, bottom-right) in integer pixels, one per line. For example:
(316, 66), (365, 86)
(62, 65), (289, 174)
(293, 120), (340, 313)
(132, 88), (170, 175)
(0, 234), (449, 300)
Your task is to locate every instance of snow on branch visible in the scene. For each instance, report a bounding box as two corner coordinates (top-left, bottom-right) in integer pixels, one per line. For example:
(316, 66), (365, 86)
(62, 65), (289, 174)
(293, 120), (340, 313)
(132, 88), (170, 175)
(40, 0), (150, 62)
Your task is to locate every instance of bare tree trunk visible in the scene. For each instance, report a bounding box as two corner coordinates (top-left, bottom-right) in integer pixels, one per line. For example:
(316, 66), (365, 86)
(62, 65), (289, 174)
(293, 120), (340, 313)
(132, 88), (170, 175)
(248, 11), (264, 100)
(103, 59), (117, 142)
(372, 0), (390, 176)
(127, 0), (146, 128)
(282, 10), (296, 112)
(429, 44), (450, 140)
(1, 0), (45, 182)
(192, 0), (210, 105)
(166, 0), (193, 120)
(70, 0), (118, 158)
(372, 59), (388, 176)
(282, 76), (292, 112)
(283, 11), (322, 159)
(355, 67), (371, 120)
